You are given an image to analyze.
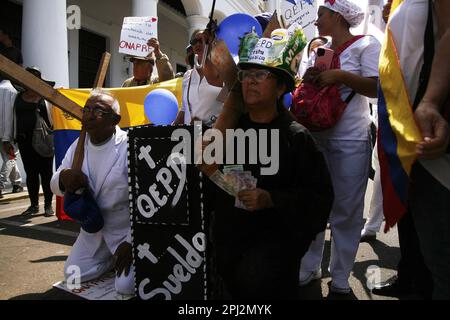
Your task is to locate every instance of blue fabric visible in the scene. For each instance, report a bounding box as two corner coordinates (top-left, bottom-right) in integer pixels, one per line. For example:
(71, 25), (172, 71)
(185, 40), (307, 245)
(64, 189), (103, 233)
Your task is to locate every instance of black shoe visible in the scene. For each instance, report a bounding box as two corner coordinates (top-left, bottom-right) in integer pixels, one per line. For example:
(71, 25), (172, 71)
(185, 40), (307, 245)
(21, 205), (39, 216)
(12, 185), (24, 193)
(44, 206), (55, 217)
(371, 276), (415, 297)
(0, 190), (3, 199)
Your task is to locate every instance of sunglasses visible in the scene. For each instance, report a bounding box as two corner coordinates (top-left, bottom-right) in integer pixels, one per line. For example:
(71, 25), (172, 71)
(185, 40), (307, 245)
(189, 37), (204, 46)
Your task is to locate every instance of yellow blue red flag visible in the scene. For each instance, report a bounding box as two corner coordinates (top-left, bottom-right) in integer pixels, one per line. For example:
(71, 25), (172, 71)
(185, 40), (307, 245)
(377, 0), (422, 231)
(52, 78), (183, 220)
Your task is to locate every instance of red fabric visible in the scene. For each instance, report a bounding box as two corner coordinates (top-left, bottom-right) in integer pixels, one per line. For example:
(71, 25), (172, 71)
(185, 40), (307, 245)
(56, 195), (73, 221)
(377, 138), (407, 232)
(292, 35), (364, 131)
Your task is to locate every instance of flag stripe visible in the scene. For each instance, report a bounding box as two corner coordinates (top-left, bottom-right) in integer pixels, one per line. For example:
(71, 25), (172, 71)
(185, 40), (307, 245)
(377, 87), (409, 203)
(378, 30), (421, 175)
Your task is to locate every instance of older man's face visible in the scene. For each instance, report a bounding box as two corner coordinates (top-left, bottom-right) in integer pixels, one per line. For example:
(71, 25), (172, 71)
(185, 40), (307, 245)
(82, 94), (118, 134)
(133, 60), (153, 82)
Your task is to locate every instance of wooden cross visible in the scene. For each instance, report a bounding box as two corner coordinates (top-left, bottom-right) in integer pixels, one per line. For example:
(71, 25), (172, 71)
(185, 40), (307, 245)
(0, 54), (83, 120)
(71, 52), (111, 171)
(0, 52), (111, 171)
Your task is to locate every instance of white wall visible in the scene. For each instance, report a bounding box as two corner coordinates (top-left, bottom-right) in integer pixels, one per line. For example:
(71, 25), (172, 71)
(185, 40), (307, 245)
(14, 0), (264, 89)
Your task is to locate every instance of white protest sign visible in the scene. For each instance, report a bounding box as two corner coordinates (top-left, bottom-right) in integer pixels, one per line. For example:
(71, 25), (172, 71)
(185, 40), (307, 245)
(280, 0), (318, 42)
(53, 272), (135, 300)
(119, 16), (158, 57)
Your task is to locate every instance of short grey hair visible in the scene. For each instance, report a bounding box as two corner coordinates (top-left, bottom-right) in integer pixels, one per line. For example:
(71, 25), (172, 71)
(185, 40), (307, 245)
(89, 88), (121, 115)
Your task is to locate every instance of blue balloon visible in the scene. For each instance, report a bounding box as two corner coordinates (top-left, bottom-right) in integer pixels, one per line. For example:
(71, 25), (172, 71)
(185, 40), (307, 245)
(216, 14), (263, 56)
(283, 92), (293, 110)
(144, 89), (178, 125)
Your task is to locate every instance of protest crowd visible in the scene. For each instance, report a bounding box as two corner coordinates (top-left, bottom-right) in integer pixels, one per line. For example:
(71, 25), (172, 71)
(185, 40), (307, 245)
(0, 0), (449, 300)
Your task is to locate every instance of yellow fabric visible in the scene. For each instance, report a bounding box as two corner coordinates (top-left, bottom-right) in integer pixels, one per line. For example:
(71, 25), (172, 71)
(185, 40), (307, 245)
(379, 27), (422, 174)
(52, 77), (183, 130)
(390, 0), (404, 19)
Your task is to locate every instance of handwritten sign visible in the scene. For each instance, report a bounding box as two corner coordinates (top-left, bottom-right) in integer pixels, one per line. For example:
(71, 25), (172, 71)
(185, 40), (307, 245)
(280, 0), (318, 42)
(128, 125), (208, 300)
(119, 16), (158, 57)
(53, 272), (134, 300)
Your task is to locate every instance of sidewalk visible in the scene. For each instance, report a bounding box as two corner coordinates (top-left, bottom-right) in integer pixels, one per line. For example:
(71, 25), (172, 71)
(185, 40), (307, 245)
(0, 186), (43, 203)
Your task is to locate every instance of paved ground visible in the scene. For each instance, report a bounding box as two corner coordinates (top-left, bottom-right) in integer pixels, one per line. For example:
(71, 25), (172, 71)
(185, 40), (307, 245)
(0, 180), (417, 300)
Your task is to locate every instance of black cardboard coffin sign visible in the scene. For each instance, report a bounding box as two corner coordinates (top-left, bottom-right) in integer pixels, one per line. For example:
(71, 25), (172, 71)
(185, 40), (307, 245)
(128, 125), (207, 300)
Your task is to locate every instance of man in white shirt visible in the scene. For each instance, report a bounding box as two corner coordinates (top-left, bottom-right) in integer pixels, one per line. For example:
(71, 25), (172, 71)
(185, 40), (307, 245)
(0, 77), (23, 198)
(50, 89), (134, 295)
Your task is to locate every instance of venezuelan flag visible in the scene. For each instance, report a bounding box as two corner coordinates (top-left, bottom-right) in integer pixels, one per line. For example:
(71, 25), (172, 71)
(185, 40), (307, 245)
(52, 78), (183, 220)
(377, 0), (422, 231)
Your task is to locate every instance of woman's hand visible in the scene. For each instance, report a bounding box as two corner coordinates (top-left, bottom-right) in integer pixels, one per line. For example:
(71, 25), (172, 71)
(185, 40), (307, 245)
(237, 188), (274, 212)
(302, 67), (321, 83)
(414, 102), (450, 159)
(315, 69), (343, 88)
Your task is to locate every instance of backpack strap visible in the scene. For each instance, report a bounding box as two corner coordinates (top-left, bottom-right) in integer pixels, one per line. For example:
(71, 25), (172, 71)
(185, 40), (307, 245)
(334, 35), (365, 56)
(331, 35), (365, 69)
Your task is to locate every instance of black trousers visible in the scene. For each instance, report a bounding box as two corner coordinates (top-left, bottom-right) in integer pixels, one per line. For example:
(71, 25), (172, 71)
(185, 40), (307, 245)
(18, 138), (53, 208)
(409, 162), (450, 299)
(397, 209), (433, 299)
(213, 237), (302, 300)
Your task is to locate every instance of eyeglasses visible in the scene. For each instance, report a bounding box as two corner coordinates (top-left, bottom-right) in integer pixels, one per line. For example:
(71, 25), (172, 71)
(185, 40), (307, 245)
(237, 70), (274, 83)
(82, 106), (113, 118)
(189, 38), (203, 46)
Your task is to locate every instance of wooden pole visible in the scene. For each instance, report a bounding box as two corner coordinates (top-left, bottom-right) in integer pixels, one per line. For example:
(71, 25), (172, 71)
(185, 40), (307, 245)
(71, 52), (111, 171)
(0, 54), (83, 120)
(93, 52), (111, 89)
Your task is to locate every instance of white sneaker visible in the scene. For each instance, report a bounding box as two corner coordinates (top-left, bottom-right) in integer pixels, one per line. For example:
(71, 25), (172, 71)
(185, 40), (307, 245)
(299, 269), (322, 286)
(360, 229), (376, 242)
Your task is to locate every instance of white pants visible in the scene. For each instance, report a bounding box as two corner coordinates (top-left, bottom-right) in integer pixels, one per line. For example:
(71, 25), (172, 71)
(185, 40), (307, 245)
(64, 233), (135, 295)
(300, 139), (371, 288)
(0, 147), (22, 189)
(363, 142), (384, 233)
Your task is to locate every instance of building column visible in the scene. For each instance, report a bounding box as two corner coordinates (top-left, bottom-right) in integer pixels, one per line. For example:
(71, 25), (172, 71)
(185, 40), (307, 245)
(186, 15), (209, 38)
(132, 0), (158, 17)
(22, 0), (69, 87)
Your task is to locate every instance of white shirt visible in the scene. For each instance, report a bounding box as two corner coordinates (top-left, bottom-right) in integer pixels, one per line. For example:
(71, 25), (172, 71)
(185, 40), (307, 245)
(85, 134), (115, 192)
(0, 80), (18, 142)
(50, 127), (131, 255)
(389, 0), (450, 190)
(310, 36), (381, 141)
(180, 67), (223, 126)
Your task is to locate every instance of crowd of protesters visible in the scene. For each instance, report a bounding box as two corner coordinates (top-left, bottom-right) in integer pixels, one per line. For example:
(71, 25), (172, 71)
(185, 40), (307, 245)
(1, 0), (448, 300)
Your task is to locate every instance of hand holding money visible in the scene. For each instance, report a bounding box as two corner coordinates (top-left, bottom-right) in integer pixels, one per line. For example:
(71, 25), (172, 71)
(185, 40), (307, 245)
(237, 188), (274, 212)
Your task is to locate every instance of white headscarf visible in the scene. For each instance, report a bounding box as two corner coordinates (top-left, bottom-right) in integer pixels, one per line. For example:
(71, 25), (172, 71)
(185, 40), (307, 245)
(321, 0), (364, 28)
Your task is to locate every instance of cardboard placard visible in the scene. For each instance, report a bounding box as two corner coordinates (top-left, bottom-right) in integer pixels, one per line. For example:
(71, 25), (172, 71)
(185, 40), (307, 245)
(280, 0), (318, 42)
(119, 16), (158, 57)
(128, 125), (208, 300)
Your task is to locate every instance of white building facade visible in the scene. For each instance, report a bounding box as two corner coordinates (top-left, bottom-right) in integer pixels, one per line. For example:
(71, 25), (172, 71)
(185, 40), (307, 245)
(4, 0), (278, 88)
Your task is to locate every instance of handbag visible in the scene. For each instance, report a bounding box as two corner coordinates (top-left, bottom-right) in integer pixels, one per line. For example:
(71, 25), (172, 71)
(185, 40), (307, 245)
(32, 110), (54, 157)
(292, 35), (364, 131)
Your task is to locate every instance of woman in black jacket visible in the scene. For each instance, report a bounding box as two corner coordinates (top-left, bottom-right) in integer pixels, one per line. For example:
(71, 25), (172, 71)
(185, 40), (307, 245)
(14, 67), (54, 216)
